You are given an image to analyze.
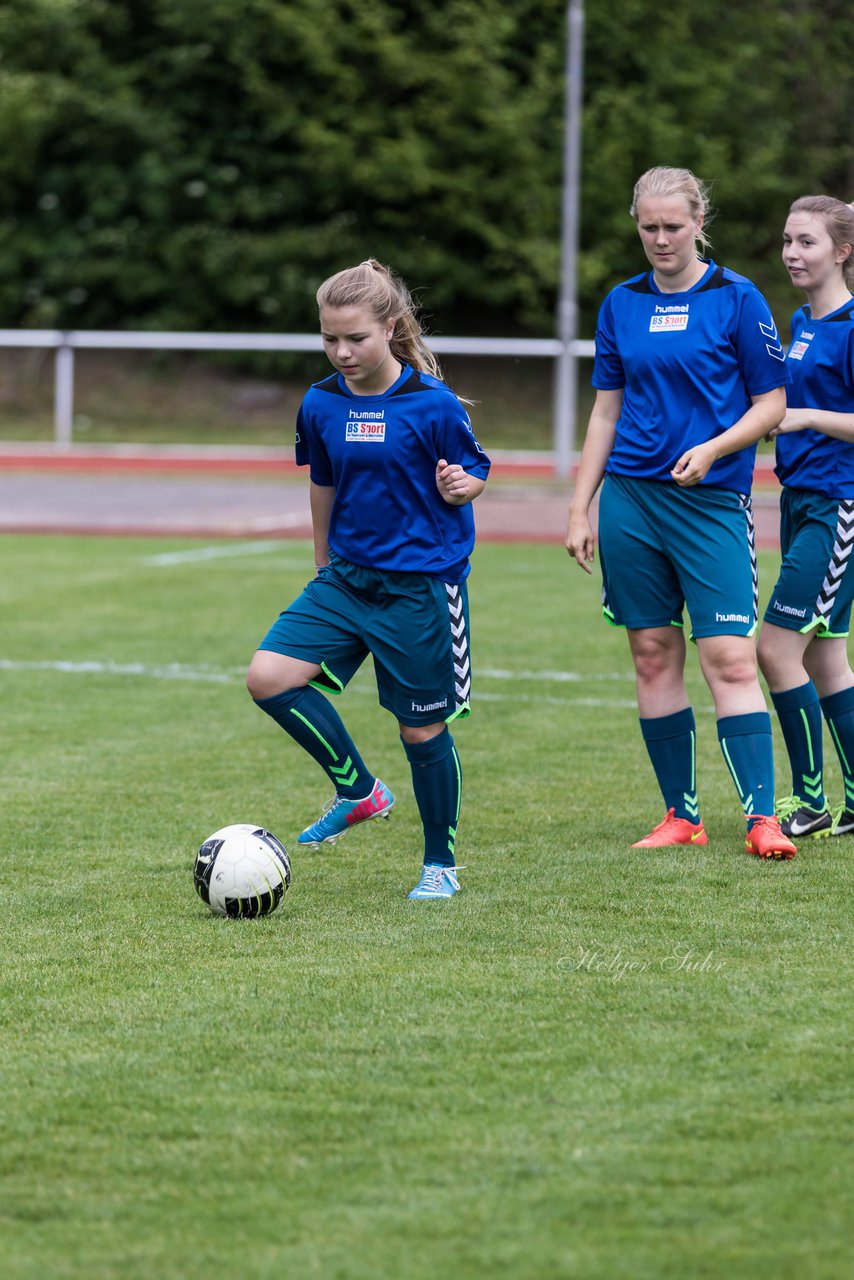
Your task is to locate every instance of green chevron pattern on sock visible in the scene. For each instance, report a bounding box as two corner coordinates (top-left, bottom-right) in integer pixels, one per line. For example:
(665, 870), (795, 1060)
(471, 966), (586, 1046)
(771, 682), (825, 808)
(329, 755), (358, 788)
(253, 686), (373, 799)
(639, 708), (700, 822)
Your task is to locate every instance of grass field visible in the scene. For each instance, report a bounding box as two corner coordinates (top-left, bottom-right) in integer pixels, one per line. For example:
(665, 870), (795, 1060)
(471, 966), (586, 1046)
(2, 536), (851, 1279)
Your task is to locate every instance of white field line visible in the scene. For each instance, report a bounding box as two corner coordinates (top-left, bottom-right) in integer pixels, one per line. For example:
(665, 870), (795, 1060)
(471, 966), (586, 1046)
(0, 658), (635, 686)
(145, 540), (308, 566)
(224, 513), (310, 534)
(0, 659), (234, 684)
(0, 658), (721, 712)
(480, 667), (634, 683)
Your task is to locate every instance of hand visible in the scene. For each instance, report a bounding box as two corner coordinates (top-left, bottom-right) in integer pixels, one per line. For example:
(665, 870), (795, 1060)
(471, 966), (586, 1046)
(436, 459), (473, 505)
(566, 510), (595, 573)
(670, 441), (718, 487)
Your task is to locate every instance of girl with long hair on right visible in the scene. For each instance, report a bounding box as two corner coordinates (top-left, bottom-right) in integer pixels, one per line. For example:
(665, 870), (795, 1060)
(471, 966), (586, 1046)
(757, 196), (854, 840)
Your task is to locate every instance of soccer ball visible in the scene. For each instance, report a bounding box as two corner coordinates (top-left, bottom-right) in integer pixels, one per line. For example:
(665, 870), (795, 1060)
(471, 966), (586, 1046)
(194, 824), (291, 918)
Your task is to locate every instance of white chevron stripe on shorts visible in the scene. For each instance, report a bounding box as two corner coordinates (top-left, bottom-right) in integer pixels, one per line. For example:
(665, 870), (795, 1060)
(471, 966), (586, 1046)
(815, 499), (854, 622)
(739, 493), (758, 622)
(445, 582), (471, 711)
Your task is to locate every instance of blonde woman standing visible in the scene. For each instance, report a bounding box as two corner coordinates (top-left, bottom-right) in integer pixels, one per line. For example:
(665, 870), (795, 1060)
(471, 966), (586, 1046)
(566, 166), (795, 859)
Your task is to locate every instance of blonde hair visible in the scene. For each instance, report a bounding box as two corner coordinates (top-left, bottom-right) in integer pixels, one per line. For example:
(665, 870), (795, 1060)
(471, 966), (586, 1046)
(316, 259), (441, 378)
(630, 166), (713, 254)
(788, 195), (854, 291)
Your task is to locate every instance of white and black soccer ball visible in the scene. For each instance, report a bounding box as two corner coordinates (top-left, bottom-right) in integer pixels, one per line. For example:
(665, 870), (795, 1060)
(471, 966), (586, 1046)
(194, 824), (291, 918)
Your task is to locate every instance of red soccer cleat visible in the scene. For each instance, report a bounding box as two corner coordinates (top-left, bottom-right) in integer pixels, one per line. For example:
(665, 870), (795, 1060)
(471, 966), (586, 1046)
(631, 808), (707, 848)
(745, 815), (797, 861)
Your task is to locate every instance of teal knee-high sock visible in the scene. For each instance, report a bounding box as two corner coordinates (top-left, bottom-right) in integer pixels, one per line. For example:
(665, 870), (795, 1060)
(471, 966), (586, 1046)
(770, 681), (825, 808)
(402, 730), (461, 867)
(639, 708), (700, 821)
(717, 711), (775, 826)
(820, 685), (854, 813)
(254, 687), (374, 799)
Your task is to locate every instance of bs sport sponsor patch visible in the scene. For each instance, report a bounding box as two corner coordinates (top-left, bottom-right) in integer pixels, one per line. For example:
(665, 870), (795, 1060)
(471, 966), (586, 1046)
(346, 409), (386, 442)
(788, 334), (813, 361)
(649, 304), (689, 333)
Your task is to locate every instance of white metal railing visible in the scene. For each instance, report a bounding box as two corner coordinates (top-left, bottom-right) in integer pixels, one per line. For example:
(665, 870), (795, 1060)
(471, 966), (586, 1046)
(0, 329), (596, 477)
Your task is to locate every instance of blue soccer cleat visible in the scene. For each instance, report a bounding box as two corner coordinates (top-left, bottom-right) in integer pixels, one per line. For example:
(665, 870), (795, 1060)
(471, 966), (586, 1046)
(297, 779), (394, 846)
(407, 863), (462, 900)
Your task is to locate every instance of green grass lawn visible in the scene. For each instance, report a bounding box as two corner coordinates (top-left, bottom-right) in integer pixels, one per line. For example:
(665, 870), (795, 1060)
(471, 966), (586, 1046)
(1, 537), (851, 1279)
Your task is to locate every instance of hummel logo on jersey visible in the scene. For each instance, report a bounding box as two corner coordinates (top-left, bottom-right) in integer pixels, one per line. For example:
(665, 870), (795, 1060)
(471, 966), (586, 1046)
(650, 304), (689, 333)
(759, 320), (785, 361)
(346, 409), (386, 442)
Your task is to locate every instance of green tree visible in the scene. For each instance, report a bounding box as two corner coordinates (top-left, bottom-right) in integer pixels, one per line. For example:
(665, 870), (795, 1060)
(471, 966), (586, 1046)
(581, 0), (854, 330)
(0, 0), (565, 331)
(0, 1), (850, 335)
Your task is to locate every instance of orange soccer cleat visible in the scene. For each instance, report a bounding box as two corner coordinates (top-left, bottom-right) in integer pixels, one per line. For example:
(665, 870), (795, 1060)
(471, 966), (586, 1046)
(631, 808), (708, 848)
(745, 816), (797, 861)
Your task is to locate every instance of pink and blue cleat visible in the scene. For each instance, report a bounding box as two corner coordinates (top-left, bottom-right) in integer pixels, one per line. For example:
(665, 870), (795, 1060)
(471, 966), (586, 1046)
(297, 779), (394, 847)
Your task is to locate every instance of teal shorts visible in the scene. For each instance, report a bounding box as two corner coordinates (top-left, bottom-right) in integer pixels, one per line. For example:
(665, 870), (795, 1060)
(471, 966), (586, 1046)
(764, 489), (854, 638)
(598, 474), (758, 638)
(258, 552), (472, 726)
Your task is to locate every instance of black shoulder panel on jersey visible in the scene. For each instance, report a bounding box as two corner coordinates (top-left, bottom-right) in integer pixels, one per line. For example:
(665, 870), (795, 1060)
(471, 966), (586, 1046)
(623, 264), (729, 296)
(694, 265), (728, 293)
(622, 273), (655, 295)
(387, 370), (426, 398)
(827, 306), (854, 324)
(315, 372), (348, 397)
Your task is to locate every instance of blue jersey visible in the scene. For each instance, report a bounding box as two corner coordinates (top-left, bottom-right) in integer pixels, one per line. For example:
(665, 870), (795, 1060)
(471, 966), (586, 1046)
(774, 299), (854, 499)
(593, 260), (788, 493)
(295, 363), (490, 582)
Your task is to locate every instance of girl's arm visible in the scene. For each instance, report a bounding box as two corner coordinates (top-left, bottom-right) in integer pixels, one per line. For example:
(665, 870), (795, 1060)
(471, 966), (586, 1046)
(565, 388), (622, 572)
(310, 480), (335, 569)
(670, 386), (786, 488)
(769, 407), (854, 441)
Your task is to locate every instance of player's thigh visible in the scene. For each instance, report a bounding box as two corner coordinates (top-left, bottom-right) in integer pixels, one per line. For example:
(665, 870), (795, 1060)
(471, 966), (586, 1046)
(366, 574), (473, 727)
(804, 635), (854, 695)
(246, 650), (321, 700)
(672, 489), (757, 639)
(598, 475), (684, 630)
(255, 568), (369, 692)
